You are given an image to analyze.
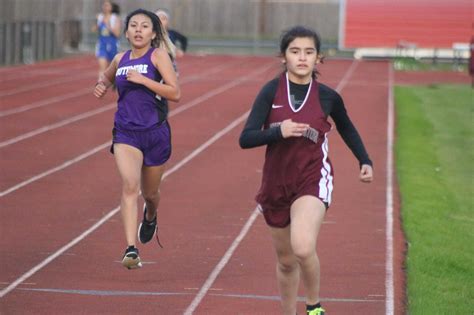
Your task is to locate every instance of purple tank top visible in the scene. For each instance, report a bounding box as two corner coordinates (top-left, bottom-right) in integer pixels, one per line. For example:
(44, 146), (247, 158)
(114, 47), (167, 130)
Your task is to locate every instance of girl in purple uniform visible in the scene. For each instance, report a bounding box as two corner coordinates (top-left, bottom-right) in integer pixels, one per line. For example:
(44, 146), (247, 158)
(93, 1), (121, 78)
(239, 26), (373, 315)
(93, 9), (180, 269)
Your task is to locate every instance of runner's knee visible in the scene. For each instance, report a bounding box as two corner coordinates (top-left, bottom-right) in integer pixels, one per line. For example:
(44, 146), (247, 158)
(276, 253), (298, 273)
(142, 189), (160, 204)
(122, 180), (140, 197)
(292, 244), (316, 262)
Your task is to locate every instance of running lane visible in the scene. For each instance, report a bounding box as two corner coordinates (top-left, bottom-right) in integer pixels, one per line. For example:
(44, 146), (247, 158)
(0, 57), (403, 315)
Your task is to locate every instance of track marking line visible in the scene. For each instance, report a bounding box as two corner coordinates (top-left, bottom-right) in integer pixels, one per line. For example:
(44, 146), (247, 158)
(0, 61), (238, 118)
(0, 64), (96, 83)
(16, 287), (385, 303)
(335, 60), (358, 92)
(184, 208), (260, 315)
(18, 288), (191, 297)
(0, 143), (110, 197)
(0, 110), (251, 298)
(113, 261), (157, 265)
(0, 64), (273, 197)
(0, 88), (93, 117)
(0, 73), (95, 98)
(0, 104), (116, 148)
(0, 205), (118, 298)
(183, 207), (259, 315)
(0, 63), (273, 149)
(385, 62), (395, 315)
(183, 60), (361, 314)
(333, 59), (394, 314)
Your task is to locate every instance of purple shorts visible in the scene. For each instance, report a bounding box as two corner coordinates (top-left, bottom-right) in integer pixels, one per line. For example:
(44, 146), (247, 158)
(111, 121), (172, 166)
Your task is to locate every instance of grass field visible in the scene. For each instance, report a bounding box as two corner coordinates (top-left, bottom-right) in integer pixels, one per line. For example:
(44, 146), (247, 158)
(395, 84), (474, 314)
(393, 57), (468, 72)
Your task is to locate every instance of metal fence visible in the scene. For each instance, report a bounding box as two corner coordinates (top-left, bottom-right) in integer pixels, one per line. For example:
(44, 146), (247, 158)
(0, 0), (340, 66)
(0, 21), (59, 65)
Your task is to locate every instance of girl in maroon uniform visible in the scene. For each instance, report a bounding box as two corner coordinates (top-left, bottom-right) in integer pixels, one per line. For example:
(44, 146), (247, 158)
(240, 26), (373, 315)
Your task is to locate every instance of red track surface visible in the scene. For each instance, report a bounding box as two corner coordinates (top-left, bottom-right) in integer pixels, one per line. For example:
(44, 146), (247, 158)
(343, 0), (472, 48)
(0, 54), (423, 314)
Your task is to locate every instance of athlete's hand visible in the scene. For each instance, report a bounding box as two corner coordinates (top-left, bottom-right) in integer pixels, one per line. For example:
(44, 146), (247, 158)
(93, 81), (107, 98)
(359, 164), (373, 183)
(126, 69), (145, 85)
(280, 119), (310, 138)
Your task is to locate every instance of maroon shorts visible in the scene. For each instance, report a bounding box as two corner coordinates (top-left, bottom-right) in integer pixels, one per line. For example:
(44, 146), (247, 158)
(256, 176), (332, 228)
(111, 121), (171, 166)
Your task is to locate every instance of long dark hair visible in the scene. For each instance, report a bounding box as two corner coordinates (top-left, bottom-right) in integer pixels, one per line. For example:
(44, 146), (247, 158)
(279, 25), (323, 78)
(111, 2), (120, 15)
(124, 8), (176, 58)
(124, 9), (162, 48)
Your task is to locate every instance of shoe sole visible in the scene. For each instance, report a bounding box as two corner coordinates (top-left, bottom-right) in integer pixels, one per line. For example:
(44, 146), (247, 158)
(122, 255), (142, 270)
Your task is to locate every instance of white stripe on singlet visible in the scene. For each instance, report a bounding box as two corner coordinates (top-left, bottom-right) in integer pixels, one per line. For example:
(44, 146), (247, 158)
(319, 133), (333, 204)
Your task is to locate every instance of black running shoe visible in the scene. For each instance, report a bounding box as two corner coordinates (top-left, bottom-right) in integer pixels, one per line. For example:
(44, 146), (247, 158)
(138, 206), (157, 244)
(121, 246), (142, 269)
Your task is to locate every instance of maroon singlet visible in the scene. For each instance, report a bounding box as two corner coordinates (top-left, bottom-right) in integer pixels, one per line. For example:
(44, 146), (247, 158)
(256, 72), (334, 227)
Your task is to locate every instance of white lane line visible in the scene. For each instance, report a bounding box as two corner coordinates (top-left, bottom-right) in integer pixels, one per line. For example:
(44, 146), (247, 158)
(0, 73), (95, 98)
(0, 63), (273, 197)
(0, 104), (116, 148)
(165, 111), (250, 176)
(183, 60), (358, 314)
(0, 204), (119, 299)
(336, 59), (394, 314)
(335, 60), (358, 92)
(183, 208), (260, 315)
(0, 61), (238, 118)
(15, 287), (384, 303)
(0, 143), (109, 198)
(0, 64), (96, 83)
(385, 62), (395, 315)
(0, 62), (272, 148)
(0, 88), (94, 117)
(0, 110), (251, 298)
(0, 56), (228, 97)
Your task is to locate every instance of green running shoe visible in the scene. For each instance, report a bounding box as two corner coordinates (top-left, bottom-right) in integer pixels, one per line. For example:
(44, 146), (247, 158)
(307, 307), (325, 315)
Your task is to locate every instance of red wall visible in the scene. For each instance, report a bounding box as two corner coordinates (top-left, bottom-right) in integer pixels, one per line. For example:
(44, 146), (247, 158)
(343, 0), (473, 48)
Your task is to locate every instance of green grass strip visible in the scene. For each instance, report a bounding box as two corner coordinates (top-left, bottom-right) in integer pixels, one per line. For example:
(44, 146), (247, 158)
(395, 84), (473, 314)
(393, 57), (467, 72)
